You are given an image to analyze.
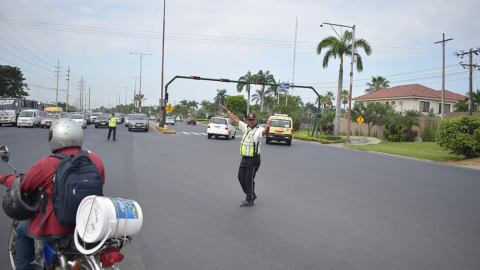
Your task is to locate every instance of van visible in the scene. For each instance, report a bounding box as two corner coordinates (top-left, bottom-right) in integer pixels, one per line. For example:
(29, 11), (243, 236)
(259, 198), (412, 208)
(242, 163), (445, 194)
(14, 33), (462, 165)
(17, 109), (41, 128)
(44, 107), (64, 115)
(266, 114), (293, 145)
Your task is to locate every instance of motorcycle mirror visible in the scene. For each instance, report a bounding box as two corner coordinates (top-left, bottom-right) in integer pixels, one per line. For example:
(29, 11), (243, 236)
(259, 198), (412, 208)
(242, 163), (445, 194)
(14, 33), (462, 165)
(0, 145), (10, 163)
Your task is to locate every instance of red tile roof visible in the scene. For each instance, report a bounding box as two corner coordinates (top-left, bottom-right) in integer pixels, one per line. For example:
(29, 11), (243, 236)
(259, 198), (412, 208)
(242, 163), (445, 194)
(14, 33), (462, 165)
(353, 84), (466, 101)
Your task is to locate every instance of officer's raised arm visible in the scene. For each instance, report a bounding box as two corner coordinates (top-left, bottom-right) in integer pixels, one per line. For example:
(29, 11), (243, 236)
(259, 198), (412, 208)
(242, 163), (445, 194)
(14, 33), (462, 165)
(219, 104), (240, 125)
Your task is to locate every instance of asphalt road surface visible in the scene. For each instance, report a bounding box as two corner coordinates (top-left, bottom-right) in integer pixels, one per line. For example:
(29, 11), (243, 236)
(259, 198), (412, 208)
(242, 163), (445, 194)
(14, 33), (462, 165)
(0, 122), (479, 270)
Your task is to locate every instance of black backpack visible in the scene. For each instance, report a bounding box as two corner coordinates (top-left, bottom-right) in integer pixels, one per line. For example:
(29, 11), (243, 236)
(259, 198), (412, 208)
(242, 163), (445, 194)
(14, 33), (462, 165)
(48, 149), (103, 227)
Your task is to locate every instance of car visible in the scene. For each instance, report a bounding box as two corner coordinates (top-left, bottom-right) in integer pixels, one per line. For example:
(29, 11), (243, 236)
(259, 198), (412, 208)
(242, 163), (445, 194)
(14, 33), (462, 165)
(207, 117), (236, 139)
(95, 115), (109, 128)
(176, 116), (183, 122)
(115, 113), (124, 124)
(125, 114), (132, 127)
(186, 117), (196, 125)
(90, 112), (103, 123)
(40, 114), (60, 128)
(127, 114), (149, 132)
(166, 117), (175, 125)
(149, 115), (156, 120)
(70, 114), (87, 129)
(83, 113), (92, 125)
(17, 109), (41, 128)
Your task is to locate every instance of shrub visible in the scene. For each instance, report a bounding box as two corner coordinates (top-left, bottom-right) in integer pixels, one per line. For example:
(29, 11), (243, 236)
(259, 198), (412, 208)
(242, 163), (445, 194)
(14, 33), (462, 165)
(436, 116), (480, 158)
(405, 130), (418, 142)
(420, 117), (438, 142)
(293, 122), (301, 131)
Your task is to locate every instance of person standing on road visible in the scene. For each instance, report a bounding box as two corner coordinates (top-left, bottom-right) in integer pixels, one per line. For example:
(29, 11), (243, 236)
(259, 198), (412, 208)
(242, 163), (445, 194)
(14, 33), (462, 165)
(108, 112), (117, 141)
(219, 104), (271, 207)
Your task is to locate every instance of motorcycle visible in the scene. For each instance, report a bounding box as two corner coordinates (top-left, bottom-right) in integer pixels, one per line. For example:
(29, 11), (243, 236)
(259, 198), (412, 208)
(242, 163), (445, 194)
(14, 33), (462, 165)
(1, 145), (137, 270)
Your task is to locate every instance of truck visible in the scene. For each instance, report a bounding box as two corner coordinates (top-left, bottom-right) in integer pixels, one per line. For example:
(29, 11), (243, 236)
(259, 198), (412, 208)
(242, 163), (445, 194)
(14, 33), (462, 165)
(265, 114), (293, 146)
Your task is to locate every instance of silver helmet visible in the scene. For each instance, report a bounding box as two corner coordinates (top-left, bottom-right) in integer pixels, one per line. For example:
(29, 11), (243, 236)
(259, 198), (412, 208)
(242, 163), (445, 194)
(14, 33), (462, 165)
(49, 118), (83, 152)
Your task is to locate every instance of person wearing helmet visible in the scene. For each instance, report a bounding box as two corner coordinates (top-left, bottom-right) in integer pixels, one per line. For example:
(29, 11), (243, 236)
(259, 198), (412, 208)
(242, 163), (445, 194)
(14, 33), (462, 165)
(0, 118), (106, 270)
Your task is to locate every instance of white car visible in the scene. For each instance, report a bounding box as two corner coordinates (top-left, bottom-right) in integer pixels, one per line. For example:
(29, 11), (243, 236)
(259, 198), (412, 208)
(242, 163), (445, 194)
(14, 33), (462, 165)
(166, 117), (175, 125)
(207, 117), (236, 139)
(70, 114), (87, 129)
(17, 110), (41, 128)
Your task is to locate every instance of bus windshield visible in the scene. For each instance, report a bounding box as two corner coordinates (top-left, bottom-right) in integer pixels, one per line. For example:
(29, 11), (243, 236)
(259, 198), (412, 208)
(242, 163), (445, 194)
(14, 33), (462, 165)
(0, 99), (16, 110)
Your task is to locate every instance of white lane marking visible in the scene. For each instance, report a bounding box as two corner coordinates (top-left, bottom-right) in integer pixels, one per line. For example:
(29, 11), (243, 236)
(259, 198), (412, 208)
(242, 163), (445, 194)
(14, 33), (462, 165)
(191, 132), (202, 135)
(181, 132), (191, 135)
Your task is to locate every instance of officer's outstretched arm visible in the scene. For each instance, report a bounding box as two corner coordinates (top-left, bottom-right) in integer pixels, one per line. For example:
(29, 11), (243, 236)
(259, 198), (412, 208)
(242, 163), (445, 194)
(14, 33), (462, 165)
(219, 104), (240, 125)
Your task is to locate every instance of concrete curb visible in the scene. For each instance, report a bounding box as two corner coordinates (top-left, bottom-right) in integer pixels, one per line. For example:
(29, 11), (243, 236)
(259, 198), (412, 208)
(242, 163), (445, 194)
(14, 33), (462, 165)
(149, 121), (177, 134)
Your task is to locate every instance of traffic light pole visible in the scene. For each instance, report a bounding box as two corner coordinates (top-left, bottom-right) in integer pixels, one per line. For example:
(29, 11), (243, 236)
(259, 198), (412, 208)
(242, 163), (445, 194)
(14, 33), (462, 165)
(161, 75), (323, 138)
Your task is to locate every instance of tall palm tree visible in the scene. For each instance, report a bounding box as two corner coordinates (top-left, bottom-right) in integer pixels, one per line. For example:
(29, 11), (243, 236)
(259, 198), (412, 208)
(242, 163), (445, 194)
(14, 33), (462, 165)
(214, 89), (227, 106)
(365, 76), (390, 93)
(317, 29), (372, 136)
(237, 71), (257, 115)
(134, 93), (146, 112)
(251, 89), (263, 105)
(179, 99), (188, 107)
(256, 70), (275, 112)
(342, 89), (349, 115)
(324, 91), (335, 109)
(187, 100), (199, 115)
(304, 102), (317, 117)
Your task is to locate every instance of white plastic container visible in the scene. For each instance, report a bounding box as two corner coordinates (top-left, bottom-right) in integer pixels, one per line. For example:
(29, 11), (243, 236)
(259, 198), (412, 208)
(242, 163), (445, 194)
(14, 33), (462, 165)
(74, 196), (143, 254)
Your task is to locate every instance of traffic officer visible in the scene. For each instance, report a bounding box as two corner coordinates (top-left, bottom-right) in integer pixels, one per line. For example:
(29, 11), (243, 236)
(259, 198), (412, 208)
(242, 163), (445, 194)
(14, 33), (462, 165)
(107, 112), (117, 141)
(219, 104), (271, 207)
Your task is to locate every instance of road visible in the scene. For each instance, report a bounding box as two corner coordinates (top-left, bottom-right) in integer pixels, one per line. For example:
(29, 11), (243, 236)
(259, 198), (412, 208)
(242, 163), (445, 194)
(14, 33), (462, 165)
(0, 121), (479, 270)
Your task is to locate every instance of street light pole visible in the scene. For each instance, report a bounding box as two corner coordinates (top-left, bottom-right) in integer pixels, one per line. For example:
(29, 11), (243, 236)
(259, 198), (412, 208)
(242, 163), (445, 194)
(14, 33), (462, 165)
(130, 53), (152, 113)
(321, 22), (356, 143)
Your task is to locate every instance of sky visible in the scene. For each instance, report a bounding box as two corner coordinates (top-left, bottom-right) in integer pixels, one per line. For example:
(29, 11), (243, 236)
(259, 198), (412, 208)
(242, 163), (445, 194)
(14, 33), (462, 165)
(1, 0), (480, 111)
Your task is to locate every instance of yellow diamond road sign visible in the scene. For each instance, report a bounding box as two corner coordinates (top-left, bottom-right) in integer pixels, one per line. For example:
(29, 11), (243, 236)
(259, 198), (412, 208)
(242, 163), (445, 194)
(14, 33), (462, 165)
(166, 104), (173, 113)
(357, 116), (364, 124)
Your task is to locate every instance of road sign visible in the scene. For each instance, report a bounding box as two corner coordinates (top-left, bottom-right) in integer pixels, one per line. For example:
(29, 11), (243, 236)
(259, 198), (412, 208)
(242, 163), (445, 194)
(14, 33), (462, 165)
(357, 116), (364, 124)
(166, 104), (173, 113)
(153, 105), (158, 111)
(279, 83), (290, 90)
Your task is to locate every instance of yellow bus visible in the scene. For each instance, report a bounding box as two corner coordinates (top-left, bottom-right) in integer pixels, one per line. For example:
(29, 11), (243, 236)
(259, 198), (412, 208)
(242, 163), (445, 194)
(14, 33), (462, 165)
(44, 107), (64, 115)
(266, 114), (293, 146)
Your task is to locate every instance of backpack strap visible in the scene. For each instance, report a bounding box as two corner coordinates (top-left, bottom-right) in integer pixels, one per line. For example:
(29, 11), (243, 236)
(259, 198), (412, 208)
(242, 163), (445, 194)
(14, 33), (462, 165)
(38, 189), (49, 228)
(51, 153), (70, 160)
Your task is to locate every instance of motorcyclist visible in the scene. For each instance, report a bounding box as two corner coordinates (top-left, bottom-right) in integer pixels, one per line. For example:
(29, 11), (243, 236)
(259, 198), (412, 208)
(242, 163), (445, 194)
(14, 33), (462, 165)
(0, 118), (106, 270)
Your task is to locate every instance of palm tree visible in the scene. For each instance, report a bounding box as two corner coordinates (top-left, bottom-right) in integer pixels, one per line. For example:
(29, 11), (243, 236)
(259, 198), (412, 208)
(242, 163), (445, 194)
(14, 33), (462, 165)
(341, 89), (349, 115)
(237, 71), (257, 115)
(214, 89), (227, 108)
(179, 99), (188, 107)
(256, 70), (275, 112)
(187, 100), (199, 115)
(317, 29), (372, 136)
(324, 91), (335, 109)
(251, 89), (263, 105)
(133, 93), (146, 112)
(304, 102), (317, 118)
(403, 110), (422, 131)
(365, 76), (390, 93)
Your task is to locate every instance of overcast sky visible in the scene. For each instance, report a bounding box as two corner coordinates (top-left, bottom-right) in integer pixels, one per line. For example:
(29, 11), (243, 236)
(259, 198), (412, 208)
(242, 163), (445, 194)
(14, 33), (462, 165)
(1, 0), (479, 110)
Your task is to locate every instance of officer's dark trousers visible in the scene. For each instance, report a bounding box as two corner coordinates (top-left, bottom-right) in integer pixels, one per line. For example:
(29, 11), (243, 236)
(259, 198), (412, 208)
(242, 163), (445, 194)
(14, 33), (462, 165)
(108, 126), (116, 140)
(238, 155), (261, 202)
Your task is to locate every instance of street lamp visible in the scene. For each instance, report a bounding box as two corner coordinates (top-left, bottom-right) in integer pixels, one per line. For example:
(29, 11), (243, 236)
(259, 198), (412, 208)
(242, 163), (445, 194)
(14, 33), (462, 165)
(321, 22), (356, 143)
(130, 52), (152, 113)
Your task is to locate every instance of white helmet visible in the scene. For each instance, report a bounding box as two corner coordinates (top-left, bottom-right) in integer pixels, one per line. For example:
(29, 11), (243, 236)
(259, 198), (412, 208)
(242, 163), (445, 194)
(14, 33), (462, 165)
(49, 118), (83, 152)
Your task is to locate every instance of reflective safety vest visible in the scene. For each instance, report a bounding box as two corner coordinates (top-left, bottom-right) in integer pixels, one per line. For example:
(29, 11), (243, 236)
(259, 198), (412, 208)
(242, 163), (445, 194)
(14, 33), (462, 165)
(109, 117), (117, 127)
(240, 126), (261, 157)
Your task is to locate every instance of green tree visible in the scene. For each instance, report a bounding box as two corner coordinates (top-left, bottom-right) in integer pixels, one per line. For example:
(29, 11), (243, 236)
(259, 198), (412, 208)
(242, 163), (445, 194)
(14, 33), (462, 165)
(317, 30), (372, 136)
(225, 95), (247, 116)
(0, 65), (29, 98)
(403, 109), (422, 131)
(187, 100), (199, 115)
(455, 98), (469, 112)
(436, 115), (480, 158)
(256, 70), (275, 112)
(365, 76), (390, 93)
(237, 71), (257, 115)
(251, 89), (263, 105)
(351, 101), (394, 136)
(324, 91), (335, 109)
(341, 89), (349, 113)
(213, 89), (227, 106)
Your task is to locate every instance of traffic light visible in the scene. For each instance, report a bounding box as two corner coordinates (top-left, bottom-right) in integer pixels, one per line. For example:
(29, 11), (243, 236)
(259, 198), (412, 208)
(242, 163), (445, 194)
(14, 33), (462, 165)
(255, 81), (260, 85)
(165, 93), (169, 103)
(220, 78), (230, 82)
(190, 76), (200, 80)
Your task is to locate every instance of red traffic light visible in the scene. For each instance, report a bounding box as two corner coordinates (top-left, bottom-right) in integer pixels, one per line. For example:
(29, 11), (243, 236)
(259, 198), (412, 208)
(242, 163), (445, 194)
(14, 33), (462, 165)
(220, 78), (230, 82)
(255, 81), (260, 85)
(190, 76), (200, 80)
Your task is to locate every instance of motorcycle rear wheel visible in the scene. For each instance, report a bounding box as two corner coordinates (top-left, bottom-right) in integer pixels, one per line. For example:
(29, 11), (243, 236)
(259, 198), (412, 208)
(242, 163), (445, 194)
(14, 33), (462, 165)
(7, 220), (18, 270)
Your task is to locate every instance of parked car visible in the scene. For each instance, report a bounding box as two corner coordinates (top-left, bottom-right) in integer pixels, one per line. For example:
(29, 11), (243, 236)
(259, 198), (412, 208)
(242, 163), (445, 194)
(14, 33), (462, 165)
(70, 114), (87, 129)
(166, 117), (175, 125)
(16, 109), (41, 128)
(186, 117), (196, 125)
(40, 114), (60, 128)
(127, 114), (149, 132)
(207, 117), (236, 139)
(95, 115), (109, 128)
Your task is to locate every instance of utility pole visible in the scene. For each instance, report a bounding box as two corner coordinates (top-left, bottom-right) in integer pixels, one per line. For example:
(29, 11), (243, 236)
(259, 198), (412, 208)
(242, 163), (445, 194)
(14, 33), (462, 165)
(160, 0), (167, 126)
(55, 59), (61, 106)
(130, 53), (152, 113)
(434, 34), (453, 119)
(89, 87), (91, 111)
(65, 67), (70, 112)
(78, 77), (86, 111)
(455, 47), (480, 116)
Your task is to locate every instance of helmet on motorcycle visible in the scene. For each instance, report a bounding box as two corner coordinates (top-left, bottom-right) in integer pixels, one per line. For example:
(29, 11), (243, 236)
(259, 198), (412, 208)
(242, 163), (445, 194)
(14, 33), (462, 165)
(49, 118), (83, 152)
(2, 177), (41, 220)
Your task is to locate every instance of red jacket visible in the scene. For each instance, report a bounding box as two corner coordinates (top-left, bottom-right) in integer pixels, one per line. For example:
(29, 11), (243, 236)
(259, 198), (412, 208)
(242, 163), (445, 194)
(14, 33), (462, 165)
(0, 147), (105, 236)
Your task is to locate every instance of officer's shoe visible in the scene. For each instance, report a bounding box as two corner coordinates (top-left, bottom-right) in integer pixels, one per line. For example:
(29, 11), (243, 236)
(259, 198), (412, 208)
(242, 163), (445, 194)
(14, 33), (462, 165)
(240, 201), (254, 207)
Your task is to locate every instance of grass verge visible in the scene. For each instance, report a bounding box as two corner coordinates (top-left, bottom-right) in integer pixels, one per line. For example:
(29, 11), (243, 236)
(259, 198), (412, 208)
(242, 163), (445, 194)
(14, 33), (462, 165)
(345, 141), (465, 162)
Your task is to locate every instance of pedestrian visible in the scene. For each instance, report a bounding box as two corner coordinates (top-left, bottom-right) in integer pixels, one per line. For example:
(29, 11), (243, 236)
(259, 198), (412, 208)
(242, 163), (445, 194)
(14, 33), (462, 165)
(108, 112), (117, 141)
(219, 104), (271, 207)
(0, 118), (106, 270)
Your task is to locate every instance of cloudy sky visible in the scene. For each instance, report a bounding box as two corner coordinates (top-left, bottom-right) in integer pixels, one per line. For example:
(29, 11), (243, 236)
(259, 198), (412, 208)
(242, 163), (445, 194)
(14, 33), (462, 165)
(1, 0), (479, 110)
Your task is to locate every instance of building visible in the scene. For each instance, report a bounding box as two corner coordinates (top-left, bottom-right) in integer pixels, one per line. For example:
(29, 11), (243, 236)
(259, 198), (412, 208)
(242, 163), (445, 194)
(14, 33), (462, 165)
(352, 84), (466, 115)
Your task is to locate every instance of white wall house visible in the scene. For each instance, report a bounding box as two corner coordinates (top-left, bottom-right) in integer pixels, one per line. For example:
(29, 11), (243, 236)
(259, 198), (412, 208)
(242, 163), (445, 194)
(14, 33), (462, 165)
(352, 84), (466, 115)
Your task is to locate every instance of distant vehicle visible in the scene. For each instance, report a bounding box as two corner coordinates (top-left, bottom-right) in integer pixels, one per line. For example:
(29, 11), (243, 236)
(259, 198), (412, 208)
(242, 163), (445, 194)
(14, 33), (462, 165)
(166, 117), (175, 125)
(149, 115), (156, 120)
(70, 114), (87, 129)
(207, 117), (236, 139)
(16, 109), (41, 128)
(44, 107), (64, 115)
(0, 98), (39, 126)
(115, 113), (124, 123)
(176, 116), (183, 122)
(40, 114), (60, 128)
(38, 102), (56, 111)
(95, 115), (109, 128)
(186, 117), (196, 125)
(90, 112), (103, 123)
(127, 114), (149, 132)
(83, 112), (92, 124)
(266, 114), (293, 146)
